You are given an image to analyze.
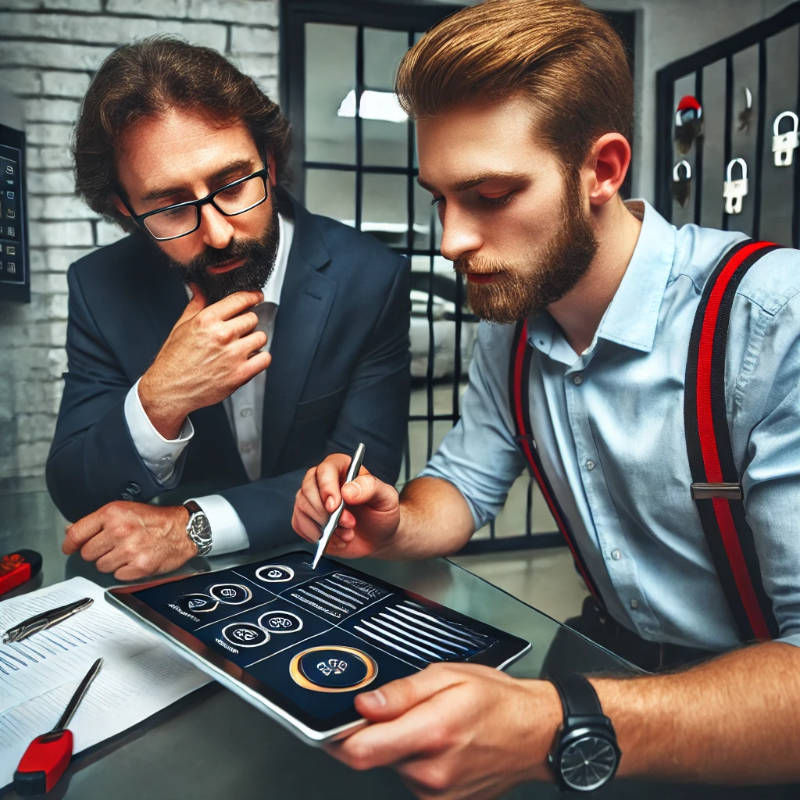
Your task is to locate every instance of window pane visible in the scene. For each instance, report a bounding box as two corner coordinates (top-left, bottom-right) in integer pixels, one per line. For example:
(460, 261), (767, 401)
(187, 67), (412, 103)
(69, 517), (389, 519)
(304, 168), (355, 226)
(305, 23), (356, 165)
(361, 172), (407, 247)
(363, 27), (409, 167)
(414, 182), (436, 250)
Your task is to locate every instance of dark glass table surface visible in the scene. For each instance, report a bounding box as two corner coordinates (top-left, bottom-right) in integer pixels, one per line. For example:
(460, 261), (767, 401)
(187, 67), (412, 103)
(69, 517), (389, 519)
(0, 487), (794, 799)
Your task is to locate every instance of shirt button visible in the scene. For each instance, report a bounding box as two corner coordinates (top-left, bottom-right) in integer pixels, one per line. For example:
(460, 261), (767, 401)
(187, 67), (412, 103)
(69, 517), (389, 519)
(572, 374), (584, 385)
(240, 407), (253, 418)
(611, 549), (621, 561)
(630, 598), (640, 610)
(585, 459), (595, 471)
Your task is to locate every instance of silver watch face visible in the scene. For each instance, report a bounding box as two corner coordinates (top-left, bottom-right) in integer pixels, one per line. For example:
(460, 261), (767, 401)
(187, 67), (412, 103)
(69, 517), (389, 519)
(560, 734), (618, 791)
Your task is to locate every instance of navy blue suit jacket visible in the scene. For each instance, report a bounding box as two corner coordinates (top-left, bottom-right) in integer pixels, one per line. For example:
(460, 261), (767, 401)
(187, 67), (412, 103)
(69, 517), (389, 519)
(46, 196), (410, 549)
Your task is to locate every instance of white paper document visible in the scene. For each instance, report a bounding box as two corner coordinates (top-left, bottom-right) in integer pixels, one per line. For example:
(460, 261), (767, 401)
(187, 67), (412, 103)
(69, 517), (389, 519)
(0, 576), (210, 788)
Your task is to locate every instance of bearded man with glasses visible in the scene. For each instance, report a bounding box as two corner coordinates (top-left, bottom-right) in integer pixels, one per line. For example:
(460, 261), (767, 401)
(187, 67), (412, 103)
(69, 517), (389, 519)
(46, 37), (410, 581)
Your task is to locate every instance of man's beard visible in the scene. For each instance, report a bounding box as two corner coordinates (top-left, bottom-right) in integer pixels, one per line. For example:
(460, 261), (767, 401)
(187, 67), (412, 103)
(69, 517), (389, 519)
(166, 202), (280, 304)
(454, 172), (598, 324)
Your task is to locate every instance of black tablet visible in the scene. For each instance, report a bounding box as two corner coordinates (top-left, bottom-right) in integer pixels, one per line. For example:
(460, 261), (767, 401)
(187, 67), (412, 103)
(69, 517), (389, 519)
(105, 550), (531, 745)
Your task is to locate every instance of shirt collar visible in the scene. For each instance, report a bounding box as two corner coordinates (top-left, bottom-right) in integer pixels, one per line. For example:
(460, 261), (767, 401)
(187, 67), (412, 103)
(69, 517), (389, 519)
(261, 211), (293, 306)
(527, 200), (676, 359)
(593, 199), (676, 353)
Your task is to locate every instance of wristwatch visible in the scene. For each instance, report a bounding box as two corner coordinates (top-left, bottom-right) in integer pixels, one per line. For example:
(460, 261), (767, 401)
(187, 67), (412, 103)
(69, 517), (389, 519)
(548, 673), (621, 792)
(183, 500), (213, 557)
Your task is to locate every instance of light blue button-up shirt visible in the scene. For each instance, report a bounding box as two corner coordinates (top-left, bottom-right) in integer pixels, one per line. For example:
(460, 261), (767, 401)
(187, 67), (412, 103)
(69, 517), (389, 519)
(422, 200), (800, 652)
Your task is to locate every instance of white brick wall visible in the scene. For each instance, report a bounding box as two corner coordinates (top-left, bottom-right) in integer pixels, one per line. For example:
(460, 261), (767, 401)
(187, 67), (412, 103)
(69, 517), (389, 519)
(0, 0), (280, 485)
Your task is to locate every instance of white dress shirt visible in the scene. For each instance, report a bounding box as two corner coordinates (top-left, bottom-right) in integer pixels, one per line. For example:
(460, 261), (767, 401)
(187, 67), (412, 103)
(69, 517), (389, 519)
(124, 213), (295, 553)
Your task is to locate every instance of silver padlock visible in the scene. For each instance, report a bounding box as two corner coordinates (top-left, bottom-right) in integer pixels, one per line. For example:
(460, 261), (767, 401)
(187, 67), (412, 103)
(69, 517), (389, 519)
(672, 160), (692, 207)
(772, 111), (799, 167)
(723, 158), (748, 215)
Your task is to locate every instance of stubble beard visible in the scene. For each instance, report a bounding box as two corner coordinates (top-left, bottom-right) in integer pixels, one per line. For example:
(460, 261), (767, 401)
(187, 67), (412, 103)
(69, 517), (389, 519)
(455, 173), (598, 324)
(163, 201), (280, 304)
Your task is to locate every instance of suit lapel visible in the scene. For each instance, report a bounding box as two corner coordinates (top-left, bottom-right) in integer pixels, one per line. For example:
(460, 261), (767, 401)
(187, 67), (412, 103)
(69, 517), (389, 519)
(260, 200), (335, 476)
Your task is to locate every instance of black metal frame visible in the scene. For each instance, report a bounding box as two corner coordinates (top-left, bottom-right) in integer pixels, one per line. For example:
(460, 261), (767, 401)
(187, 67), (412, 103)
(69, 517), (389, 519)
(655, 2), (800, 246)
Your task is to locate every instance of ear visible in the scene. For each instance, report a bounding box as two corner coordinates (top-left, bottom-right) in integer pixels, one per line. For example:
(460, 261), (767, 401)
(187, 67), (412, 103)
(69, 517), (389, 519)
(113, 193), (132, 218)
(583, 132), (631, 208)
(267, 154), (277, 186)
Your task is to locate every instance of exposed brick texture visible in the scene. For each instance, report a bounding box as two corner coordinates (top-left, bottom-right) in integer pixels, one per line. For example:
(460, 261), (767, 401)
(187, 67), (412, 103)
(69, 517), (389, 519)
(0, 0), (280, 482)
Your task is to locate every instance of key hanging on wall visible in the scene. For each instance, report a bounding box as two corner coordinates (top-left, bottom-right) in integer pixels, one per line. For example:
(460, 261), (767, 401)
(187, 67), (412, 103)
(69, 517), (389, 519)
(738, 87), (753, 133)
(723, 158), (748, 215)
(772, 111), (799, 167)
(672, 160), (692, 207)
(675, 95), (704, 154)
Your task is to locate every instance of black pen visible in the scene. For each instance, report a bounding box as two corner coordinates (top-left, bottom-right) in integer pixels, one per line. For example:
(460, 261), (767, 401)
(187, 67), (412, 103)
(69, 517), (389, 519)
(312, 442), (366, 570)
(2, 597), (94, 644)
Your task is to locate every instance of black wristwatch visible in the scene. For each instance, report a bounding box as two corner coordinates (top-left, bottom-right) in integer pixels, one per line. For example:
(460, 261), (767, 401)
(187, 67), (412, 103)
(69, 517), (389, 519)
(183, 500), (213, 557)
(548, 673), (620, 792)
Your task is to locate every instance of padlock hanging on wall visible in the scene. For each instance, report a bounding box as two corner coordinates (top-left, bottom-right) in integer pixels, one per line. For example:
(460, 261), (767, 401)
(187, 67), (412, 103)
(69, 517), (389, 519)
(772, 111), (799, 166)
(723, 158), (748, 215)
(672, 160), (692, 207)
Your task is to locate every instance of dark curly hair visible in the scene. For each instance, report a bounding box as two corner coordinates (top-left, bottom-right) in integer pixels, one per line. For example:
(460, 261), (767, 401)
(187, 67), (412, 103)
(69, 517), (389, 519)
(74, 36), (292, 231)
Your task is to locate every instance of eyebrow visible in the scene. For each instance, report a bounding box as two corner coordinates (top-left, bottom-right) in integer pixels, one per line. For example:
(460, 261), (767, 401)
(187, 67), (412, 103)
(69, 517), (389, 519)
(417, 171), (528, 194)
(140, 158), (259, 203)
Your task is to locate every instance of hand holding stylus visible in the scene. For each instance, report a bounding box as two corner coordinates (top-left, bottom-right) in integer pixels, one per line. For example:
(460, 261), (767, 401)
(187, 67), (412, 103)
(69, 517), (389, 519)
(292, 450), (401, 561)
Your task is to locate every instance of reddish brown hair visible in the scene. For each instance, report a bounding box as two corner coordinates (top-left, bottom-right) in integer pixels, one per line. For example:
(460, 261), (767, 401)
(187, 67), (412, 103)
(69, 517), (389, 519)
(395, 0), (632, 170)
(74, 37), (291, 231)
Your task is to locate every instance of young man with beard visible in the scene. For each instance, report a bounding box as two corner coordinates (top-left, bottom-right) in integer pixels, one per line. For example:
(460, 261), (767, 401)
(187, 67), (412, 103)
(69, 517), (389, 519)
(46, 38), (410, 581)
(292, 0), (800, 794)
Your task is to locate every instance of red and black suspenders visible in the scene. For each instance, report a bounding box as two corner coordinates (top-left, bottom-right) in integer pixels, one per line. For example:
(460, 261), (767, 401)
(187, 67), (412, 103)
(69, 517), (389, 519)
(510, 238), (781, 642)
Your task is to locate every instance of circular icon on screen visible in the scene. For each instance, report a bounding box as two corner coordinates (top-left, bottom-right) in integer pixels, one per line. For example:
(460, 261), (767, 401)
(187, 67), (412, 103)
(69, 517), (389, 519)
(257, 610), (303, 634)
(222, 622), (270, 648)
(255, 565), (294, 583)
(209, 583), (252, 605)
(176, 593), (218, 614)
(289, 646), (377, 693)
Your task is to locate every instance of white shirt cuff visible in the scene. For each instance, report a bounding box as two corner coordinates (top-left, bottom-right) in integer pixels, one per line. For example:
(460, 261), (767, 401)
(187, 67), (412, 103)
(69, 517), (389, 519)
(124, 379), (194, 485)
(186, 494), (250, 554)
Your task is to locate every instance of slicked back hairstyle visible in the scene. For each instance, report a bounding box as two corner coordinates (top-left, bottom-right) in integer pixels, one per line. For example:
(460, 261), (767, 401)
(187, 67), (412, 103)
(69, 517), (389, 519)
(395, 0), (632, 171)
(74, 36), (292, 231)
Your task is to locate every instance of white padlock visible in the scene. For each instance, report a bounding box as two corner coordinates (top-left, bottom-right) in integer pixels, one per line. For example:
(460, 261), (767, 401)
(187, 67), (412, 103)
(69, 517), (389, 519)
(723, 158), (748, 215)
(772, 111), (799, 167)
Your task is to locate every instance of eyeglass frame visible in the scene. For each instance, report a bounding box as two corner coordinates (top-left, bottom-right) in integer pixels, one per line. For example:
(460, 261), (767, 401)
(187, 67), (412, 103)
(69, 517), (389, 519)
(117, 165), (270, 242)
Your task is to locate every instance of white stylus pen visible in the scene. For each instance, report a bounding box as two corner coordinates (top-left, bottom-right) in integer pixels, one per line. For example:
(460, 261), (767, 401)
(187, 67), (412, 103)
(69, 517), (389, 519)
(312, 442), (366, 570)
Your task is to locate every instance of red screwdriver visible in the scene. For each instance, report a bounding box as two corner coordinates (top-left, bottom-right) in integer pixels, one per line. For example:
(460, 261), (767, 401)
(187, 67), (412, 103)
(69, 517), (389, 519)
(13, 657), (103, 795)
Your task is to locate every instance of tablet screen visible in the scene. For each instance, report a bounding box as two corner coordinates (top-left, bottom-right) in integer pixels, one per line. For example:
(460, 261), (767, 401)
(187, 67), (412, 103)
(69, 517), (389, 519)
(106, 551), (531, 744)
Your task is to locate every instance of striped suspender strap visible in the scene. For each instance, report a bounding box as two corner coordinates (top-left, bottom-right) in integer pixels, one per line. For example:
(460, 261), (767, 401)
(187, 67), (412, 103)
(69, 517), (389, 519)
(684, 238), (780, 641)
(509, 320), (606, 608)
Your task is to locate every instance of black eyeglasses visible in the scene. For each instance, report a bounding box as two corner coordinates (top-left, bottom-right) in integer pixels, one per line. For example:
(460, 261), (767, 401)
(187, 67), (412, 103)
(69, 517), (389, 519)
(120, 167), (269, 241)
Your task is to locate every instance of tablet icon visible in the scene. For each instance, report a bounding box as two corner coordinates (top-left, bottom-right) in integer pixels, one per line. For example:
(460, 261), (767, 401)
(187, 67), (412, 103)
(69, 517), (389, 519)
(209, 583), (252, 605)
(255, 565), (294, 583)
(177, 593), (218, 613)
(289, 646), (377, 692)
(222, 622), (269, 648)
(258, 610), (303, 634)
(317, 658), (348, 677)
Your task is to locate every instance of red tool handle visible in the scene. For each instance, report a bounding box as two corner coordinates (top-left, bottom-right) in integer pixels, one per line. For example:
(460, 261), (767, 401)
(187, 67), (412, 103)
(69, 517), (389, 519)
(13, 729), (73, 795)
(0, 549), (42, 596)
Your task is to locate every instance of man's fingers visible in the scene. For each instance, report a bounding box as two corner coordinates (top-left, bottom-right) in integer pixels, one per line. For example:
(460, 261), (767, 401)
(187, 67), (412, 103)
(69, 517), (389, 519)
(62, 511), (104, 554)
(315, 453), (356, 510)
(79, 532), (116, 563)
(355, 663), (463, 722)
(331, 682), (463, 770)
(341, 473), (396, 513)
(209, 289), (264, 320)
(177, 283), (207, 323)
